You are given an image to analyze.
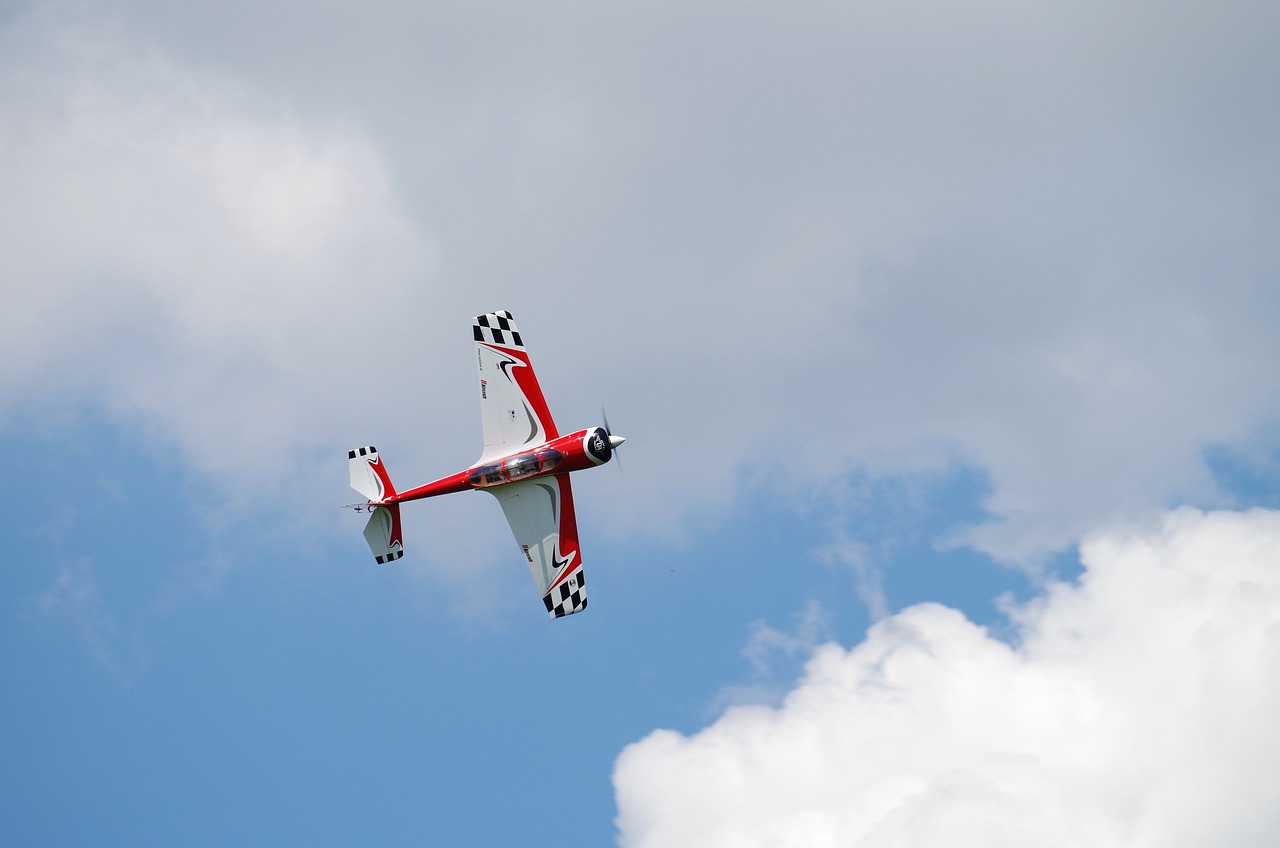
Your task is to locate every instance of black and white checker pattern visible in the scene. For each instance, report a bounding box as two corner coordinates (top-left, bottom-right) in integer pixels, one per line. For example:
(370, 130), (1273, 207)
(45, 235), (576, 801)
(473, 310), (524, 348)
(375, 549), (403, 564)
(543, 568), (587, 618)
(348, 445), (378, 459)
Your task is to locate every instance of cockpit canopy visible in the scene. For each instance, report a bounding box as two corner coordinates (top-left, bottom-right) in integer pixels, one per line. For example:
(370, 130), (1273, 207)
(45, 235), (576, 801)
(467, 447), (564, 488)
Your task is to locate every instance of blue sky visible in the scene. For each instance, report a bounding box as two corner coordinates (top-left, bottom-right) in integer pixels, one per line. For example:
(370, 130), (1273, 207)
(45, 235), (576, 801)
(3, 1), (1280, 845)
(2, 409), (1056, 846)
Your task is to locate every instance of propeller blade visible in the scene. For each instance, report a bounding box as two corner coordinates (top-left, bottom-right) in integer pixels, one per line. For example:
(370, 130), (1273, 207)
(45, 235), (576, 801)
(602, 406), (624, 474)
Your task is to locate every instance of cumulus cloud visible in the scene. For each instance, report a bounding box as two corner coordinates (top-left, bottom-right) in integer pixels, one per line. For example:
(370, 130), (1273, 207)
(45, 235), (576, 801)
(614, 508), (1280, 847)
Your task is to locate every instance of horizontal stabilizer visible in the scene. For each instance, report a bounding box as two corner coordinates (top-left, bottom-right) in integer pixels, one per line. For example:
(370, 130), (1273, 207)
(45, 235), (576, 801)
(363, 504), (404, 564)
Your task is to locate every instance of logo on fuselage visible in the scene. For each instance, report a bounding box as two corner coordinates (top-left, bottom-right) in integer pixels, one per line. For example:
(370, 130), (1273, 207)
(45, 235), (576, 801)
(585, 428), (611, 464)
(480, 379), (487, 399)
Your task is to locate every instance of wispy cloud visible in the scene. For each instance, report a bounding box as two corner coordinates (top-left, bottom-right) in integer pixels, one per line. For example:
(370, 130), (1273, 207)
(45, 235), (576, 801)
(39, 563), (136, 682)
(815, 530), (888, 622)
(708, 602), (834, 713)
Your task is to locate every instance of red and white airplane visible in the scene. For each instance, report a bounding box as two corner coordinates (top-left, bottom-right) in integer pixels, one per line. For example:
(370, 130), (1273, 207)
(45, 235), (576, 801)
(346, 310), (624, 618)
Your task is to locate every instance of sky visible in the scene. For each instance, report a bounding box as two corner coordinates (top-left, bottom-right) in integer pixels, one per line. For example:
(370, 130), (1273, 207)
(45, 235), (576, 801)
(2, 0), (1279, 845)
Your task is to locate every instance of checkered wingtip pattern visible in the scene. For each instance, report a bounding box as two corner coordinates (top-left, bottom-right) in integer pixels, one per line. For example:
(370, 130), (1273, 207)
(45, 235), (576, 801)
(472, 310), (524, 348)
(375, 550), (403, 564)
(543, 568), (587, 618)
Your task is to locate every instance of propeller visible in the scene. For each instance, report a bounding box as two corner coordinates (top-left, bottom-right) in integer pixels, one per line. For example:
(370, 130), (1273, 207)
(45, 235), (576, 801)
(602, 406), (626, 472)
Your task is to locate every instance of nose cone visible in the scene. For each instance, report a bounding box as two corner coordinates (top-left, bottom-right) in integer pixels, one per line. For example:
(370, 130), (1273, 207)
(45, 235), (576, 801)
(609, 434), (626, 449)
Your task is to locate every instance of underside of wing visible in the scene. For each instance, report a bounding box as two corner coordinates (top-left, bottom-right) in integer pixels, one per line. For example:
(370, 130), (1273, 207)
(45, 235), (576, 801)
(488, 475), (587, 618)
(474, 311), (559, 464)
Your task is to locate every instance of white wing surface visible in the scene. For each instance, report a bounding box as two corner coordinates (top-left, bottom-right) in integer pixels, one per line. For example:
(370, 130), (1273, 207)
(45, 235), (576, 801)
(488, 475), (587, 618)
(474, 311), (559, 464)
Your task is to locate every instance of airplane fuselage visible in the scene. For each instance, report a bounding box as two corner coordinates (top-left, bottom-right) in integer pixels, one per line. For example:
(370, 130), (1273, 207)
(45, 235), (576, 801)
(389, 426), (618, 504)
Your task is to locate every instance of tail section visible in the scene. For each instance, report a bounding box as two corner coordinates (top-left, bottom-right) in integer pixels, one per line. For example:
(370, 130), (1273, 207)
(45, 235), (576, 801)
(348, 446), (403, 564)
(348, 446), (398, 502)
(362, 504), (404, 564)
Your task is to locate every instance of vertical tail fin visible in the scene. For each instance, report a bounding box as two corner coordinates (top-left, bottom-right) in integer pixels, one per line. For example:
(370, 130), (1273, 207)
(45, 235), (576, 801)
(348, 446), (398, 502)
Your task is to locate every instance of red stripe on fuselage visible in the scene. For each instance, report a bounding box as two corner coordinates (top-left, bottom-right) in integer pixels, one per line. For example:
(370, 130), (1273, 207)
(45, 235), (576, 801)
(389, 469), (474, 503)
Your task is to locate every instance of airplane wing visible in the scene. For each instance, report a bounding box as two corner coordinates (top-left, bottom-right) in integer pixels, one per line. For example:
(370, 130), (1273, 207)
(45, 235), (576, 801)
(488, 474), (587, 618)
(474, 311), (559, 464)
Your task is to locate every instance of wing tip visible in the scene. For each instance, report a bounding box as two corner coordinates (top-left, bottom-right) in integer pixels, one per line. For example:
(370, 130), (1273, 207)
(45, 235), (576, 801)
(543, 571), (587, 618)
(473, 310), (524, 349)
(548, 596), (587, 619)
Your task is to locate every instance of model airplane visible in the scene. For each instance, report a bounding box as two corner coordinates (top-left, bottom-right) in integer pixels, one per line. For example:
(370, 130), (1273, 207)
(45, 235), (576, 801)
(346, 310), (624, 618)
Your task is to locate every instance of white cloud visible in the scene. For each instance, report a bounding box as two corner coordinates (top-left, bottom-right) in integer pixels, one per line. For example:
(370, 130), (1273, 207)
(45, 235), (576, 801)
(0, 9), (444, 498)
(614, 507), (1280, 847)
